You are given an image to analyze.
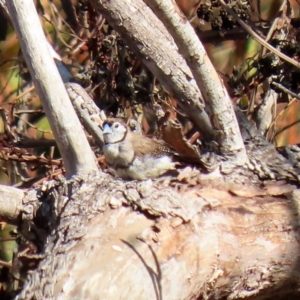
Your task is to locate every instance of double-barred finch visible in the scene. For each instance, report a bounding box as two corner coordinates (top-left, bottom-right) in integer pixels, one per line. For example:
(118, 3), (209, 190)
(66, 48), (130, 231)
(102, 118), (177, 180)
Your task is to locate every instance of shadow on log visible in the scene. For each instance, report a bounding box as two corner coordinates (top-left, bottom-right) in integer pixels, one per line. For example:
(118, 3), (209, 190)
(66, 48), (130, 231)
(14, 170), (300, 300)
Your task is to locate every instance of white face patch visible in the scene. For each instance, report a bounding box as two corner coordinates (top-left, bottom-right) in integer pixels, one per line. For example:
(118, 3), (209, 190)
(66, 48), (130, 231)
(103, 122), (127, 144)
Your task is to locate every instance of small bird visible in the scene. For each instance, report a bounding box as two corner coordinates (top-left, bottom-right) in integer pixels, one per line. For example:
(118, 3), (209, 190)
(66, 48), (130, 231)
(102, 118), (177, 180)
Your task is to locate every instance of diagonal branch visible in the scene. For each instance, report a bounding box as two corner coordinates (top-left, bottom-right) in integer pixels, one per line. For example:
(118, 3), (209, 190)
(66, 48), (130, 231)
(4, 0), (98, 178)
(144, 0), (247, 162)
(90, 0), (215, 141)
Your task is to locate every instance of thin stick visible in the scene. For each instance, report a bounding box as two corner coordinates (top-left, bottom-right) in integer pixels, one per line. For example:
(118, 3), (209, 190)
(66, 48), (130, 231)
(6, 0), (98, 178)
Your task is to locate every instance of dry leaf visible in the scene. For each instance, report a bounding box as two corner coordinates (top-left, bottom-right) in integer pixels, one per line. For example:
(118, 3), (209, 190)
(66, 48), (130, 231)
(161, 119), (201, 162)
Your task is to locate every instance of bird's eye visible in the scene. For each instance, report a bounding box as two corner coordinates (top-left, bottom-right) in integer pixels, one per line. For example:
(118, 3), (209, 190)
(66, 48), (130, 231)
(114, 123), (119, 128)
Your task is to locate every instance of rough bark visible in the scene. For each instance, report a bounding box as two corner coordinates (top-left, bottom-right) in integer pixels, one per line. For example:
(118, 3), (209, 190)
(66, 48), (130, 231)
(0, 185), (23, 224)
(15, 171), (300, 300)
(65, 83), (106, 148)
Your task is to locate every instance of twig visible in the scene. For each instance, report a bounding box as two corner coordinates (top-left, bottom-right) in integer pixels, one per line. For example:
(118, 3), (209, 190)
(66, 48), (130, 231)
(0, 147), (63, 167)
(5, 0), (98, 178)
(263, 0), (287, 48)
(271, 81), (300, 101)
(13, 115), (53, 134)
(11, 85), (35, 103)
(219, 0), (300, 69)
(0, 260), (12, 268)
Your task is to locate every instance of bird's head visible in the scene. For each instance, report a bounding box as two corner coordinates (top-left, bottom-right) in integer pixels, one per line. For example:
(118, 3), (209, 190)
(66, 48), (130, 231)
(102, 118), (128, 144)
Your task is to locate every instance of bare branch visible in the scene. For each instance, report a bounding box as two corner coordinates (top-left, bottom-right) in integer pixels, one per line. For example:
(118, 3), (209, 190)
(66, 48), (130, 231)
(90, 0), (215, 140)
(66, 83), (106, 148)
(0, 185), (23, 224)
(145, 0), (247, 162)
(5, 0), (98, 178)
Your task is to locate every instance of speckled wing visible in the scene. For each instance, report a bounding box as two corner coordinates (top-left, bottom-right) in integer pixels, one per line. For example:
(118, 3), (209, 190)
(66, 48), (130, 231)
(128, 134), (175, 158)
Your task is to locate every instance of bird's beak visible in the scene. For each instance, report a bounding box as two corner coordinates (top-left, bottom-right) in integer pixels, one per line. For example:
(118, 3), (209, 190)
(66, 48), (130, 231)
(103, 124), (111, 135)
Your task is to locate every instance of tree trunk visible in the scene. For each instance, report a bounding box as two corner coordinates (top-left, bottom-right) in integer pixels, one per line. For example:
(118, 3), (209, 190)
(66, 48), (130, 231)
(15, 172), (300, 300)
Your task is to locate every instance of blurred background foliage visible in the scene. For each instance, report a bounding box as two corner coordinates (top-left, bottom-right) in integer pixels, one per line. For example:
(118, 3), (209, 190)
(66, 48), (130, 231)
(1, 0), (300, 295)
(203, 0), (300, 147)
